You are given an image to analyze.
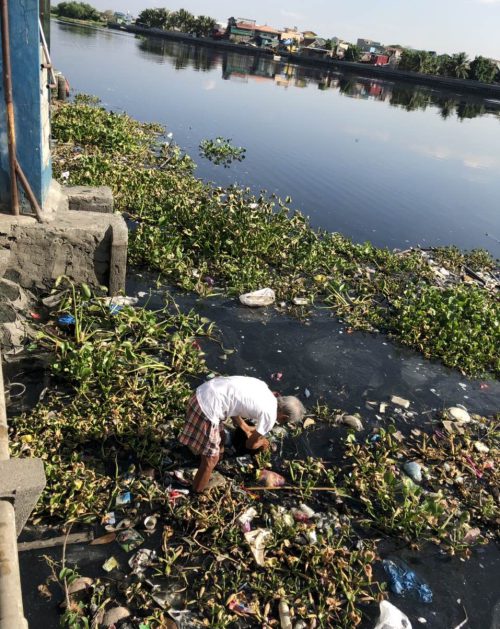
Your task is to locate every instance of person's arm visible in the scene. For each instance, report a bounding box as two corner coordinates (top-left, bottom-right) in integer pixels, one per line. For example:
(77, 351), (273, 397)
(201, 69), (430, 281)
(232, 416), (254, 436)
(192, 455), (219, 493)
(245, 430), (269, 452)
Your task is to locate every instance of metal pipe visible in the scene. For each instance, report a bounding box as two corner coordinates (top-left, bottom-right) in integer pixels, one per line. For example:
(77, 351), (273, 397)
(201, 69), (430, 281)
(39, 17), (57, 88)
(0, 0), (20, 216)
(0, 501), (29, 629)
(15, 160), (43, 222)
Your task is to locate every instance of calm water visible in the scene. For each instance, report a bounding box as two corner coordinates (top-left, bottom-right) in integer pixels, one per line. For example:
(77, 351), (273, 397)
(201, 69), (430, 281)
(52, 22), (500, 256)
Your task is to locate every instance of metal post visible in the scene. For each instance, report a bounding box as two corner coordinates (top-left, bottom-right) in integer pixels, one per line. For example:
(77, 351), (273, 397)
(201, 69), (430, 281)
(0, 350), (29, 629)
(0, 0), (20, 216)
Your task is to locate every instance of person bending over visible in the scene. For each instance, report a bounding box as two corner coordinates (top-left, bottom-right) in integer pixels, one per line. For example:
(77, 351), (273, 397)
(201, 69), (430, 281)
(179, 375), (306, 493)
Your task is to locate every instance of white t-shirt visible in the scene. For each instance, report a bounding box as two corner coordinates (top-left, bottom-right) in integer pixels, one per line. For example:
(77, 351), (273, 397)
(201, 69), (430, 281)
(196, 376), (277, 435)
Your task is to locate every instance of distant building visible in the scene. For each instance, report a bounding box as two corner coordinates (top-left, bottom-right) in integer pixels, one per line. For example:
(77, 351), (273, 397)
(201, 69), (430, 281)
(357, 38), (385, 54)
(226, 17), (280, 47)
(280, 27), (303, 44)
(113, 12), (133, 25)
(335, 41), (350, 58)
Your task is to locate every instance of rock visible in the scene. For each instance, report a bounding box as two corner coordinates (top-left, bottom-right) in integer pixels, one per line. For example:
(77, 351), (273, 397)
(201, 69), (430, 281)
(445, 407), (471, 423)
(403, 461), (422, 483)
(239, 288), (275, 307)
(390, 395), (410, 409)
(374, 601), (412, 629)
(102, 606), (130, 627)
(342, 415), (364, 431)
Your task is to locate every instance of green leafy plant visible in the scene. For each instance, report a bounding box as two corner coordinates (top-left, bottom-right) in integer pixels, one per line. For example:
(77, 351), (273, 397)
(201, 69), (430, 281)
(199, 137), (246, 167)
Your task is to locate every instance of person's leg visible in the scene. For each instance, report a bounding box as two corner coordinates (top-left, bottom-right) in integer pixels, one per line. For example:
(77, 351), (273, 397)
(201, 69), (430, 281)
(192, 454), (219, 493)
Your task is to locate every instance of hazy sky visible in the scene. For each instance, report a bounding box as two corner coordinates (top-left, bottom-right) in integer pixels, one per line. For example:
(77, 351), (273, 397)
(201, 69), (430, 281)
(86, 0), (500, 58)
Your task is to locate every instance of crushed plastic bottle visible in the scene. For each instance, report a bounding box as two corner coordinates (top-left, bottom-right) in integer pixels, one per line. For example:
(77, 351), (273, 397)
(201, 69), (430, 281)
(383, 559), (433, 603)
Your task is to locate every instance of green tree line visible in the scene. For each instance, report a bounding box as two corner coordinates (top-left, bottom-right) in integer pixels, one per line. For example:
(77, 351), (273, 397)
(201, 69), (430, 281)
(398, 49), (499, 84)
(52, 1), (101, 21)
(137, 7), (217, 37)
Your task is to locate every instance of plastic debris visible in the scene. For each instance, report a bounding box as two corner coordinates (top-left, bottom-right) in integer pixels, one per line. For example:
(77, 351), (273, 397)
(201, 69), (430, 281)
(341, 415), (364, 431)
(227, 593), (256, 616)
(238, 507), (258, 533)
(244, 528), (271, 566)
(304, 388), (311, 398)
(279, 599), (293, 629)
(129, 548), (156, 575)
(271, 505), (295, 527)
(445, 407), (471, 423)
(271, 372), (283, 381)
(383, 559), (433, 603)
(391, 396), (410, 409)
(144, 515), (157, 531)
(474, 441), (489, 454)
(116, 491), (132, 506)
(116, 528), (144, 552)
(239, 288), (275, 307)
(403, 462), (422, 483)
(292, 297), (309, 306)
(57, 314), (75, 326)
(102, 556), (119, 572)
(462, 527), (481, 545)
(303, 417), (316, 429)
(103, 296), (138, 307)
(257, 469), (286, 488)
(373, 600), (412, 629)
(102, 606), (130, 627)
(68, 577), (93, 595)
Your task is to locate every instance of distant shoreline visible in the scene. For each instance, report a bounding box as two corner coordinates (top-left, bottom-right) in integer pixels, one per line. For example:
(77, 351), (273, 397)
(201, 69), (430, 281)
(106, 22), (500, 100)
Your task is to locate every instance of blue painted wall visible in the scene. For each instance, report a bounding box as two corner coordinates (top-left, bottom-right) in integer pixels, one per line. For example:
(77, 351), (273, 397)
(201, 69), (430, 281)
(0, 0), (52, 212)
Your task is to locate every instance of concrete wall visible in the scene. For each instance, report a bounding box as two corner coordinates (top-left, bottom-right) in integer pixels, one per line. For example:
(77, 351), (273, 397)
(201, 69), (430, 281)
(0, 0), (52, 212)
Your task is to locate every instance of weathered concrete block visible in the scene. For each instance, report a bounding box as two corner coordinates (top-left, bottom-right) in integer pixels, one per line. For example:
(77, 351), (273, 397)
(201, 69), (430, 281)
(39, 179), (69, 223)
(66, 186), (114, 214)
(0, 458), (46, 536)
(0, 210), (127, 295)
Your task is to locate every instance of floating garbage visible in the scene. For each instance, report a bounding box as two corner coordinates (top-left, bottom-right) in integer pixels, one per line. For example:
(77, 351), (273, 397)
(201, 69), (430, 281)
(303, 417), (315, 429)
(341, 415), (364, 431)
(67, 577), (93, 595)
(238, 507), (258, 533)
(90, 532), (116, 545)
(373, 600), (412, 629)
(144, 515), (157, 531)
(279, 599), (293, 629)
(102, 606), (130, 627)
(239, 288), (275, 307)
(271, 505), (295, 527)
(391, 396), (411, 409)
(57, 314), (75, 327)
(115, 491), (132, 506)
(116, 528), (144, 553)
(383, 559), (433, 603)
(129, 548), (156, 575)
(445, 406), (471, 423)
(244, 528), (272, 566)
(257, 469), (285, 488)
(227, 593), (256, 616)
(102, 556), (119, 572)
(403, 462), (422, 483)
(292, 297), (309, 306)
(103, 296), (138, 307)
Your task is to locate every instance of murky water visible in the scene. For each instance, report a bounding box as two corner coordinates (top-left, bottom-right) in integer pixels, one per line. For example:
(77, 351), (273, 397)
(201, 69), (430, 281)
(51, 21), (500, 257)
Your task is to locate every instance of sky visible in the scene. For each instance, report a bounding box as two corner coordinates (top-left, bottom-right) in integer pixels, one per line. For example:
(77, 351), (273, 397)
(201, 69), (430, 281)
(85, 0), (500, 58)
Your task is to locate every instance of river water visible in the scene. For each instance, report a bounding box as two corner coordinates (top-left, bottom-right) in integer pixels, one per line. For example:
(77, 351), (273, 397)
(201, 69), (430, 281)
(51, 21), (500, 257)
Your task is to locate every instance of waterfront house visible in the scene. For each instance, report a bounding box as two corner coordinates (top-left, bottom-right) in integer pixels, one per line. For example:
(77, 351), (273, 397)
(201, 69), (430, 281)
(300, 37), (332, 58)
(113, 11), (133, 25)
(357, 38), (385, 54)
(280, 27), (303, 44)
(227, 17), (256, 43)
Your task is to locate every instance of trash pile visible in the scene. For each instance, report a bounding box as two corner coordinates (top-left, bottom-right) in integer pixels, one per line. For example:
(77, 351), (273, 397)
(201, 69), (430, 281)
(8, 282), (498, 628)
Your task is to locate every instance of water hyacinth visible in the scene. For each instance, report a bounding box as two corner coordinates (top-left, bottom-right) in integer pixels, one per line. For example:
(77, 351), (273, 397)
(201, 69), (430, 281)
(51, 97), (499, 377)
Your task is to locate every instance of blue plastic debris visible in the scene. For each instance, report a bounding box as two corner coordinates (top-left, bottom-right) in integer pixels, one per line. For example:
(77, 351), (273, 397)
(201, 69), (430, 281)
(109, 304), (123, 315)
(57, 314), (75, 326)
(116, 492), (132, 506)
(383, 559), (433, 603)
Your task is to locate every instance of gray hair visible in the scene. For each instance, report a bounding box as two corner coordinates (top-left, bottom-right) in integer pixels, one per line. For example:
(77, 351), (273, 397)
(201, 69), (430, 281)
(277, 396), (306, 423)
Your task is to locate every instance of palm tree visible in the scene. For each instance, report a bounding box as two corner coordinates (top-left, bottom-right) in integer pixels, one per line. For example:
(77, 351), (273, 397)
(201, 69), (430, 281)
(194, 15), (217, 37)
(448, 52), (470, 79)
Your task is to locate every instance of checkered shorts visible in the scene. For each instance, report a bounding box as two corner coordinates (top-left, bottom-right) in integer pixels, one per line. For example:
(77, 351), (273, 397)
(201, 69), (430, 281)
(179, 394), (225, 457)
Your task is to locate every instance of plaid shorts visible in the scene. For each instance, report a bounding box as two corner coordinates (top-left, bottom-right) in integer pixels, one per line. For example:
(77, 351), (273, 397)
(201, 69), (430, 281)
(179, 394), (225, 458)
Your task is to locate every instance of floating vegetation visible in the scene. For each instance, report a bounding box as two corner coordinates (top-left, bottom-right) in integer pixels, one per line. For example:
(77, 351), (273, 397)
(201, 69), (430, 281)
(51, 97), (499, 375)
(199, 137), (246, 167)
